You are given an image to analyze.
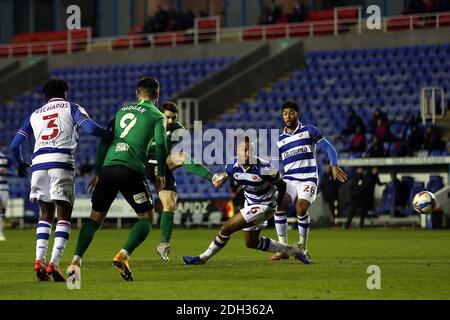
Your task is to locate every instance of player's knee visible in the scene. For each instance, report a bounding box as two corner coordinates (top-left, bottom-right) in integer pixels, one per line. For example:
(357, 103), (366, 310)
(296, 202), (309, 216)
(162, 201), (177, 212)
(245, 238), (259, 249)
(90, 211), (106, 224)
(138, 210), (153, 222)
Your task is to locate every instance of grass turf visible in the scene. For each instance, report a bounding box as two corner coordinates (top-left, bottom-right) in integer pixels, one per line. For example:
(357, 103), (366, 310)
(0, 227), (449, 300)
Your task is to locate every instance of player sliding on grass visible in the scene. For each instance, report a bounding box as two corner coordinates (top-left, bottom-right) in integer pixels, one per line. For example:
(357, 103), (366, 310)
(271, 100), (348, 262)
(146, 101), (228, 261)
(183, 138), (311, 265)
(67, 77), (167, 282)
(10, 79), (111, 282)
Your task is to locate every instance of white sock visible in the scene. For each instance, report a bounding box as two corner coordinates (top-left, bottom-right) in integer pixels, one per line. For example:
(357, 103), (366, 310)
(274, 211), (288, 244)
(256, 237), (298, 256)
(0, 215), (4, 234)
(297, 213), (311, 252)
(50, 220), (71, 266)
(36, 220), (53, 262)
(199, 233), (230, 261)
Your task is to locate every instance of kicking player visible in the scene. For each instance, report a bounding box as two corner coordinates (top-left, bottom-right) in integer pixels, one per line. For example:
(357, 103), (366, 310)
(271, 100), (347, 261)
(146, 101), (228, 261)
(0, 144), (13, 241)
(183, 138), (310, 265)
(67, 77), (167, 282)
(9, 79), (111, 281)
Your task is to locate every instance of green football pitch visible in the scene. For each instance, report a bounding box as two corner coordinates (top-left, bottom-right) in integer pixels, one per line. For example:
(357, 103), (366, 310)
(1, 228), (449, 300)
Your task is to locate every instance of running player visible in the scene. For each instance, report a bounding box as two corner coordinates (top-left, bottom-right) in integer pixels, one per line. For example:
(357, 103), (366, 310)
(182, 138), (310, 265)
(0, 144), (13, 241)
(67, 77), (167, 282)
(271, 100), (347, 262)
(146, 101), (227, 261)
(9, 79), (111, 281)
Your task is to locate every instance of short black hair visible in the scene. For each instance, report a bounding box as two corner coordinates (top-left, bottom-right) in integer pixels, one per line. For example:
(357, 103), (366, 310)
(281, 100), (299, 112)
(136, 77), (159, 99)
(42, 78), (69, 100)
(162, 101), (178, 114)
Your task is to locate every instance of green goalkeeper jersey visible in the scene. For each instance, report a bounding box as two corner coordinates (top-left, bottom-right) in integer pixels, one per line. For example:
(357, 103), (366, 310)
(147, 121), (185, 161)
(100, 100), (167, 176)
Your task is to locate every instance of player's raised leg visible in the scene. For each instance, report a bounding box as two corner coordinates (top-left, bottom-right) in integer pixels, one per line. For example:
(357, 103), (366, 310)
(183, 209), (310, 265)
(167, 152), (228, 188)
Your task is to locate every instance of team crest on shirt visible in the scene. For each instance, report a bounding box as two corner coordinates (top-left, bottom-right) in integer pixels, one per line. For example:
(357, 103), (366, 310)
(298, 132), (305, 138)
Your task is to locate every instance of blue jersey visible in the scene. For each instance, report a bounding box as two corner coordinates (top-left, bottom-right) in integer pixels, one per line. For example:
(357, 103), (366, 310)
(0, 151), (12, 191)
(226, 157), (282, 208)
(277, 122), (323, 185)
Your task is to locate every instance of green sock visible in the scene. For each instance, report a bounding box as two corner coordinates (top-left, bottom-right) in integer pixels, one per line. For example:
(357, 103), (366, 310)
(160, 211), (174, 243)
(74, 219), (101, 258)
(182, 159), (214, 181)
(123, 218), (152, 255)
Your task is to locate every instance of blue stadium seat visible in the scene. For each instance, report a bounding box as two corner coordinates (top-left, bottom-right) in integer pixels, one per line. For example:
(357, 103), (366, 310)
(375, 184), (397, 215)
(427, 176), (444, 193)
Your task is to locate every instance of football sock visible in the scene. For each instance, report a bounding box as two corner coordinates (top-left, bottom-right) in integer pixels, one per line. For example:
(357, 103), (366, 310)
(50, 220), (71, 266)
(199, 233), (230, 261)
(36, 220), (52, 262)
(274, 211), (288, 244)
(123, 218), (152, 255)
(160, 211), (174, 243)
(297, 213), (311, 252)
(256, 237), (297, 256)
(182, 159), (214, 181)
(74, 219), (100, 258)
(0, 214), (4, 235)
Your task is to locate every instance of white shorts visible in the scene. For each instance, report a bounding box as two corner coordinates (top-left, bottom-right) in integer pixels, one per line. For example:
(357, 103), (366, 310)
(30, 169), (75, 205)
(241, 204), (275, 232)
(0, 190), (8, 212)
(285, 180), (317, 204)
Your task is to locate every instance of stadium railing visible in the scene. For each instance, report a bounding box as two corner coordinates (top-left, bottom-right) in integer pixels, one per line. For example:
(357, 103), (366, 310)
(1, 10), (450, 59)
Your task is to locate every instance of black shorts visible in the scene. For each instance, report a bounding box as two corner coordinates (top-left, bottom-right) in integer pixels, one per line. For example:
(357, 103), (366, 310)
(92, 165), (153, 213)
(145, 162), (177, 193)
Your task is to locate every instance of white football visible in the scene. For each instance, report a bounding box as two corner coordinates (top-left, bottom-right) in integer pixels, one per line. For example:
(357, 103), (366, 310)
(412, 191), (436, 214)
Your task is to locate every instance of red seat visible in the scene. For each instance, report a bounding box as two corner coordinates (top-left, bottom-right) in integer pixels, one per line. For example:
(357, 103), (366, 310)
(313, 22), (335, 35)
(289, 23), (311, 37)
(338, 8), (358, 20)
(112, 36), (143, 50)
(438, 13), (450, 27)
(243, 27), (263, 40)
(386, 17), (417, 30)
(154, 32), (186, 47)
(306, 10), (334, 21)
(266, 25), (287, 39)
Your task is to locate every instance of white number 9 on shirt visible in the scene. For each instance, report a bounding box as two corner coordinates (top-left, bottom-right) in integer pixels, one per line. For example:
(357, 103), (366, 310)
(120, 113), (137, 138)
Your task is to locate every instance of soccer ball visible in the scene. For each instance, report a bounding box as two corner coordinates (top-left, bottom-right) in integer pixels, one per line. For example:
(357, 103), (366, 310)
(412, 191), (436, 214)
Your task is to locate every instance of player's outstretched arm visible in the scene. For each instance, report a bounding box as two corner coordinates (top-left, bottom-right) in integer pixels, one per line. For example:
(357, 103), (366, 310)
(317, 138), (348, 183)
(79, 118), (111, 138)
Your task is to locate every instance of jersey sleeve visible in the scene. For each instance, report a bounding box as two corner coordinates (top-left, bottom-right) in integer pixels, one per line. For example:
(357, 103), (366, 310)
(225, 163), (234, 178)
(17, 116), (33, 140)
(70, 103), (90, 126)
(307, 125), (324, 144)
